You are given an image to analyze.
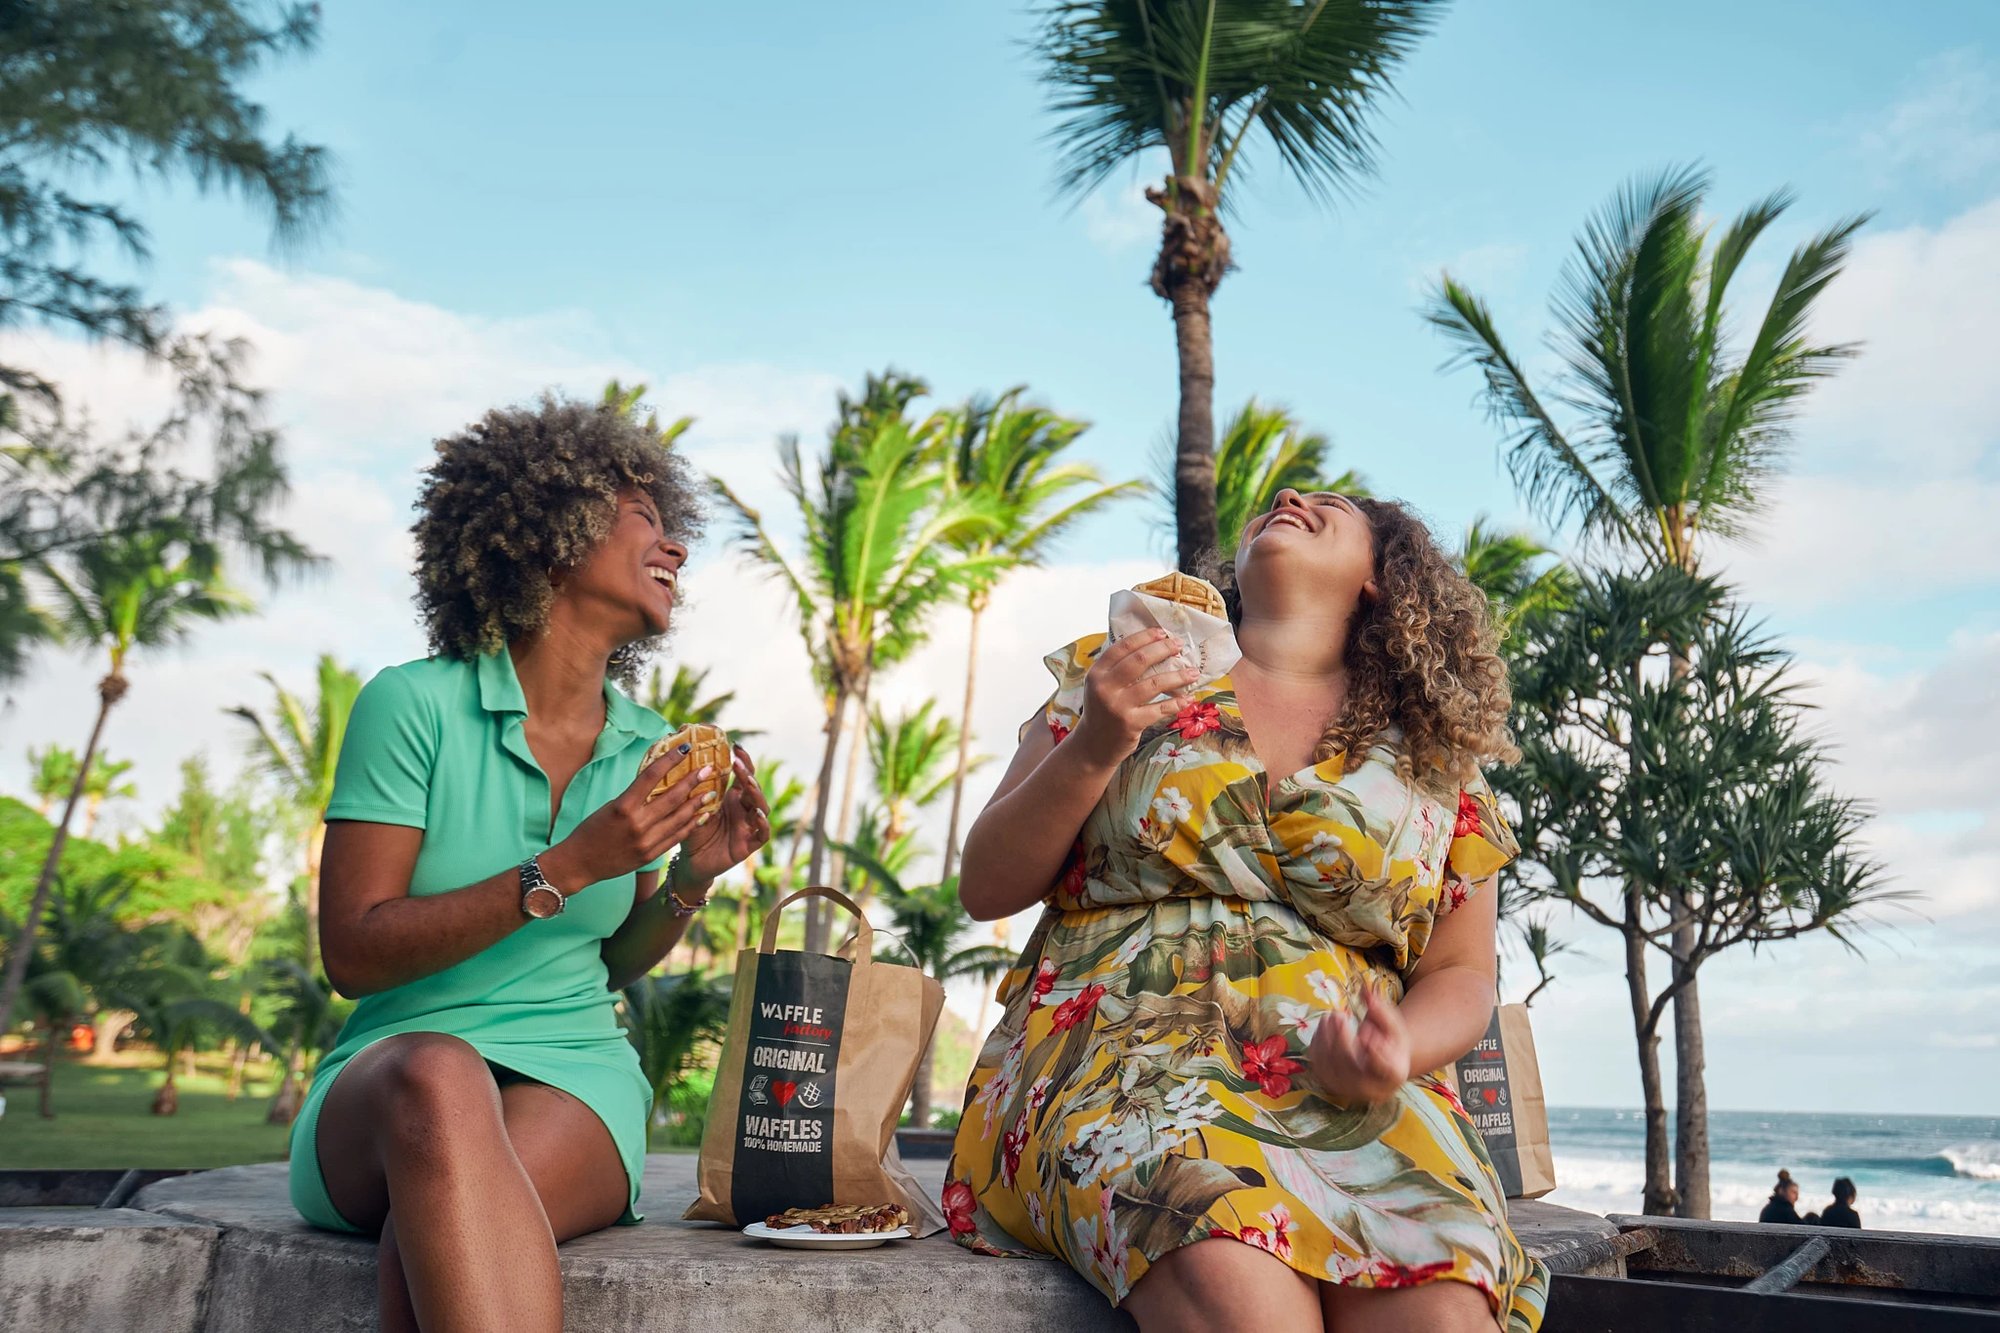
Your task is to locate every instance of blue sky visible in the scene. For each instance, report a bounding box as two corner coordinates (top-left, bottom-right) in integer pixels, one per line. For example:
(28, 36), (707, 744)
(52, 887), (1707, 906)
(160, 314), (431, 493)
(7, 2), (1999, 1117)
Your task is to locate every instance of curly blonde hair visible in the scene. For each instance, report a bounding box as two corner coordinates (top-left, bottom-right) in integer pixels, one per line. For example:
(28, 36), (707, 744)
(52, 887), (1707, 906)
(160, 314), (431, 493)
(411, 395), (703, 686)
(1215, 497), (1516, 793)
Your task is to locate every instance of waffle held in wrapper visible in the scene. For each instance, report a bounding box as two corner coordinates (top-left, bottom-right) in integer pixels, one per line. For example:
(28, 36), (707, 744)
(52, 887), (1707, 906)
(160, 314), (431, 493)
(1109, 573), (1241, 697)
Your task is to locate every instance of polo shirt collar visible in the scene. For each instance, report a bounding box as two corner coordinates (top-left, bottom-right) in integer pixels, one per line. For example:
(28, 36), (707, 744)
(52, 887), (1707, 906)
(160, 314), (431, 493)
(478, 648), (661, 741)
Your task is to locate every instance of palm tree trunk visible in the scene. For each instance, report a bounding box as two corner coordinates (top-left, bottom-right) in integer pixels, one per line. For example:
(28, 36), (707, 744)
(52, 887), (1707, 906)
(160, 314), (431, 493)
(1168, 282), (1219, 573)
(827, 675), (872, 912)
(92, 1010), (131, 1061)
(152, 1058), (180, 1116)
(1626, 893), (1675, 1215)
(0, 672), (123, 1034)
(941, 599), (986, 882)
(267, 1041), (305, 1126)
(803, 687), (851, 954)
(304, 820), (327, 976)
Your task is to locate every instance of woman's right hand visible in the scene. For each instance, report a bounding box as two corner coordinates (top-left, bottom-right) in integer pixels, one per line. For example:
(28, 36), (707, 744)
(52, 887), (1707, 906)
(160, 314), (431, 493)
(541, 750), (716, 893)
(1068, 629), (1201, 771)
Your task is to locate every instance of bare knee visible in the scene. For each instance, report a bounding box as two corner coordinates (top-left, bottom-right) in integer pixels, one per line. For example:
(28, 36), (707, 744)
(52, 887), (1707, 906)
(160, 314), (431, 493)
(368, 1035), (499, 1158)
(1127, 1239), (1319, 1331)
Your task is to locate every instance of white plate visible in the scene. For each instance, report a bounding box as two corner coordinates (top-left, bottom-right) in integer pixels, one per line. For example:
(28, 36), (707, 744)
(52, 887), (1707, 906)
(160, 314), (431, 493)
(741, 1221), (912, 1250)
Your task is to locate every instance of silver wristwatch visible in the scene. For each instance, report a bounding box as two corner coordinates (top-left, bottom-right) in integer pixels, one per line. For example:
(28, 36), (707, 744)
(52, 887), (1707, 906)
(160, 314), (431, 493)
(519, 855), (565, 919)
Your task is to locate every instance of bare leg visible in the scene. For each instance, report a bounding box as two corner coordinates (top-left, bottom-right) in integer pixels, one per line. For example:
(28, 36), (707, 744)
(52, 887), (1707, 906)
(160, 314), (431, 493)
(313, 1033), (561, 1333)
(1320, 1275), (1501, 1333)
(496, 1076), (630, 1239)
(377, 1215), (420, 1333)
(1121, 1237), (1324, 1333)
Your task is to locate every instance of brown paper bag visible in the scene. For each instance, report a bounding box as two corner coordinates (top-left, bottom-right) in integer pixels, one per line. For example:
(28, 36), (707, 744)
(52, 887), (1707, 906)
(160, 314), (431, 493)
(684, 886), (946, 1234)
(1450, 1003), (1557, 1199)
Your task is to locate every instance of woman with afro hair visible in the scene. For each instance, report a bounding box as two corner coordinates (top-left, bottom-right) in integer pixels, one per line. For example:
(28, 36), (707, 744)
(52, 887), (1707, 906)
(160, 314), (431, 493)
(288, 395), (770, 1331)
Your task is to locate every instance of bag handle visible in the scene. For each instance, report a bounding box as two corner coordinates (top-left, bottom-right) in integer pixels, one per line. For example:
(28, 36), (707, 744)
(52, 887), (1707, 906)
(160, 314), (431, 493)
(759, 885), (873, 963)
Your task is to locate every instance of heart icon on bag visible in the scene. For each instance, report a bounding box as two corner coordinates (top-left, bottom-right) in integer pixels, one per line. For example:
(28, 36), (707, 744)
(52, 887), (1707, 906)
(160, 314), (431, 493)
(1482, 1088), (1500, 1106)
(772, 1080), (798, 1109)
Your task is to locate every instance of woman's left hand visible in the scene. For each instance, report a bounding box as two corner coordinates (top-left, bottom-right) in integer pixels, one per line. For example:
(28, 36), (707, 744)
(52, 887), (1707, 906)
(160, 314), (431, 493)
(680, 745), (771, 884)
(1308, 988), (1412, 1104)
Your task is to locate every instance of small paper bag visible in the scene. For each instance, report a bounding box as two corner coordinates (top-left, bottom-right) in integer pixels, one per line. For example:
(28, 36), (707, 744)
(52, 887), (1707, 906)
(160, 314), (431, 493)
(1451, 1003), (1557, 1199)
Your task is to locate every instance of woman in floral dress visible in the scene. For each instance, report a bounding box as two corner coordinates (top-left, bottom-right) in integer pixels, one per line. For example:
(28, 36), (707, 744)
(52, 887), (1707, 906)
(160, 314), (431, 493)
(946, 490), (1546, 1332)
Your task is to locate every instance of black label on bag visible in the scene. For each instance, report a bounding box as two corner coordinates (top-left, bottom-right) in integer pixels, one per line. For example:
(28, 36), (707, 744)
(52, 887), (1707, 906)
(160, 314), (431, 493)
(1460, 1008), (1521, 1197)
(729, 950), (851, 1224)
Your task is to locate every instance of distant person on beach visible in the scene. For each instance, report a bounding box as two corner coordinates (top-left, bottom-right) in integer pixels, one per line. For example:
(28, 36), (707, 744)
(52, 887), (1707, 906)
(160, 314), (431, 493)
(945, 493), (1547, 1331)
(1760, 1170), (1805, 1223)
(288, 397), (771, 1331)
(1812, 1177), (1863, 1229)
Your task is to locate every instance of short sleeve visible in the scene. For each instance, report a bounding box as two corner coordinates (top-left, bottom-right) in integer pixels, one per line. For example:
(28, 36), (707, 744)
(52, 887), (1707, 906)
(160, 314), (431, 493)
(1016, 633), (1105, 745)
(325, 667), (438, 828)
(1442, 772), (1519, 911)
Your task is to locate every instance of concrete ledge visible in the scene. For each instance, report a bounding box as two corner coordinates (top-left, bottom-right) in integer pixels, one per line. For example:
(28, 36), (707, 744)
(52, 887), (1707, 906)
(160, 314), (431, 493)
(0, 1207), (219, 1333)
(3, 1158), (1623, 1332)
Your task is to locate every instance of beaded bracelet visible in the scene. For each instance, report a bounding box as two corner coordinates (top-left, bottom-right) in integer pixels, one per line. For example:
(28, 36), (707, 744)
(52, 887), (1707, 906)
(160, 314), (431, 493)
(666, 850), (711, 918)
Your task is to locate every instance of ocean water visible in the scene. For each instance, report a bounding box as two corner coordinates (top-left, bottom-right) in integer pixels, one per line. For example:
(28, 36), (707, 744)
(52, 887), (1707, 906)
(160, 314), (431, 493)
(1543, 1107), (2000, 1237)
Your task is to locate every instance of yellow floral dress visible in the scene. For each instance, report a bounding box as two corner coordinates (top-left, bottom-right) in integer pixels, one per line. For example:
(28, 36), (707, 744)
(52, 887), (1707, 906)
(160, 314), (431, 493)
(944, 632), (1547, 1331)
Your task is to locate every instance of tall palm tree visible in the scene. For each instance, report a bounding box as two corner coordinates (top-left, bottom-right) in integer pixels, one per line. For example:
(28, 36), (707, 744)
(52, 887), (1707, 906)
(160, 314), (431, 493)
(0, 531), (251, 1035)
(1457, 518), (1575, 653)
(1159, 399), (1369, 555)
(713, 372), (1004, 950)
(1036, 0), (1448, 570)
(936, 391), (1139, 878)
(226, 653), (363, 976)
(1427, 164), (1868, 1220)
(868, 700), (980, 850)
(843, 851), (1014, 1129)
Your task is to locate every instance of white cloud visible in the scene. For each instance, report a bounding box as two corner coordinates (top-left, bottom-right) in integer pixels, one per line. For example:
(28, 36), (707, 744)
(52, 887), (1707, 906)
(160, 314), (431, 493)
(1795, 195), (2000, 474)
(1082, 177), (1160, 254)
(0, 263), (852, 829)
(1858, 49), (2000, 189)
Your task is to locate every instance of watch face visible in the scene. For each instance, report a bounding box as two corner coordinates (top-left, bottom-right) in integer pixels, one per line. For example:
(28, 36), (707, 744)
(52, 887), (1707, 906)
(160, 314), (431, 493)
(523, 884), (564, 919)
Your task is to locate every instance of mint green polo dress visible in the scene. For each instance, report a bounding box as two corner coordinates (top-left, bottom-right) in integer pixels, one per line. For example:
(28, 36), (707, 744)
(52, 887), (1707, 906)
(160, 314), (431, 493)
(288, 650), (668, 1233)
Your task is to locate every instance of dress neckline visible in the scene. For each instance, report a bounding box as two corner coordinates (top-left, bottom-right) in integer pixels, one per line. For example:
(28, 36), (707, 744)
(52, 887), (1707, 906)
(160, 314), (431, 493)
(1199, 670), (1347, 794)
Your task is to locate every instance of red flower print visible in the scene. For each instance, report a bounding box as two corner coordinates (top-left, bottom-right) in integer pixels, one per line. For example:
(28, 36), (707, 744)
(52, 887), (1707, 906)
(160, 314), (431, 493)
(1238, 1225), (1271, 1252)
(1049, 718), (1072, 744)
(1030, 959), (1058, 1010)
(1240, 1034), (1304, 1098)
(1454, 789), (1483, 840)
(1171, 698), (1222, 739)
(942, 1180), (978, 1238)
(1001, 1118), (1028, 1186)
(1060, 846), (1088, 898)
(1443, 876), (1469, 914)
(1429, 1075), (1468, 1119)
(1050, 982), (1107, 1032)
(1367, 1257), (1455, 1289)
(1208, 1227), (1236, 1241)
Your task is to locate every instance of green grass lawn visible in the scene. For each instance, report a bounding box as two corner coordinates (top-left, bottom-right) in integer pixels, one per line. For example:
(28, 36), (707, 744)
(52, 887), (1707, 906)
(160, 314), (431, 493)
(1, 1052), (703, 1169)
(0, 1054), (295, 1169)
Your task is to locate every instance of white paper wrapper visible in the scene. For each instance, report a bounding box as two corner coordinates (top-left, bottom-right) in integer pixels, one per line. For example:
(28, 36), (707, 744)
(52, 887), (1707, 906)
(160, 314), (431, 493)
(1108, 588), (1242, 700)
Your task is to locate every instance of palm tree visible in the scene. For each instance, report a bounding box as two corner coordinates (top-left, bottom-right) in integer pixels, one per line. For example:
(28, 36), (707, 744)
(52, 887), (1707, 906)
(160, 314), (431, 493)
(1457, 519), (1575, 653)
(77, 755), (136, 838)
(0, 561), (57, 688)
(1427, 165), (1868, 1219)
(640, 663), (760, 743)
(936, 390), (1139, 878)
(620, 970), (732, 1144)
(843, 851), (1014, 1129)
(1035, 0), (1448, 570)
(713, 372), (1005, 950)
(868, 700), (980, 850)
(226, 653), (362, 974)
(601, 378), (694, 448)
(26, 745), (78, 817)
(1159, 399), (1369, 555)
(259, 957), (341, 1126)
(0, 530), (251, 1035)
